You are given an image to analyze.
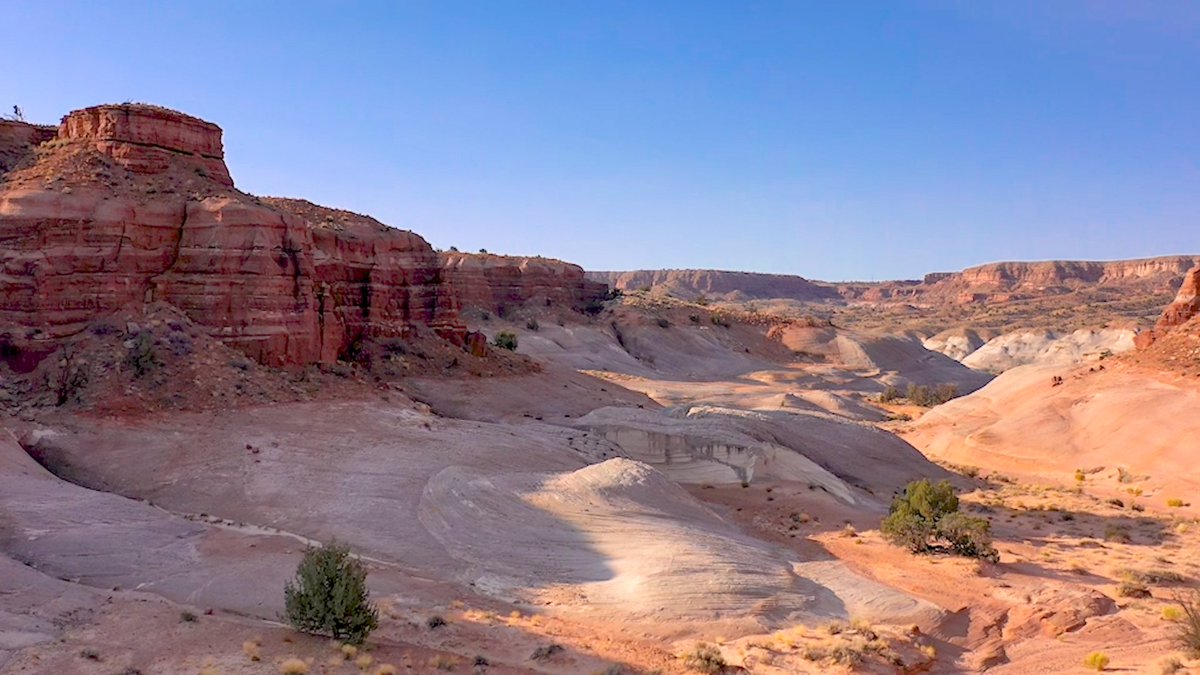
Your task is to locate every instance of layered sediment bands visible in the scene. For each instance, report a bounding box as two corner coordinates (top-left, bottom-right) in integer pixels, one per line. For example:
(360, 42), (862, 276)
(0, 104), (464, 367)
(59, 104), (233, 186)
(587, 268), (841, 302)
(441, 252), (608, 313)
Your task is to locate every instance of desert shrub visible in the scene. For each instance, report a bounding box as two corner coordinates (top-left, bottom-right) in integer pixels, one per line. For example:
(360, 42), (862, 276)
(904, 383), (959, 407)
(937, 512), (1000, 562)
(710, 314), (730, 328)
(1167, 498), (1185, 508)
(126, 331), (159, 378)
(879, 385), (900, 403)
(1171, 590), (1200, 658)
(284, 542), (378, 644)
(180, 610), (198, 622)
(682, 643), (726, 673)
(881, 479), (998, 561)
(53, 345), (88, 405)
(1161, 656), (1185, 674)
(426, 615), (446, 629)
(354, 653), (374, 669)
(1104, 525), (1132, 544)
(1083, 651), (1110, 670)
(689, 314), (701, 323)
(530, 644), (565, 661)
(429, 655), (458, 670)
(695, 294), (710, 306)
(656, 317), (670, 328)
(492, 331), (518, 351)
(1117, 579), (1151, 598)
(525, 318), (539, 331)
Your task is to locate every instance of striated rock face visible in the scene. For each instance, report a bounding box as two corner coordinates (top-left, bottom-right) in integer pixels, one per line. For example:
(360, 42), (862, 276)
(1136, 264), (1200, 348)
(587, 269), (841, 302)
(59, 105), (233, 186)
(443, 252), (608, 314)
(0, 120), (55, 176)
(0, 103), (463, 368)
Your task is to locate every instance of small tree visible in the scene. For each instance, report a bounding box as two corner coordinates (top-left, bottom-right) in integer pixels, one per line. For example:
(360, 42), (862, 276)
(284, 542), (378, 644)
(881, 479), (998, 562)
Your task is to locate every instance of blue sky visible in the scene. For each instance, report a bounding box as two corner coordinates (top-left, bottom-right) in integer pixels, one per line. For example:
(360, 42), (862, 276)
(3, 1), (1197, 280)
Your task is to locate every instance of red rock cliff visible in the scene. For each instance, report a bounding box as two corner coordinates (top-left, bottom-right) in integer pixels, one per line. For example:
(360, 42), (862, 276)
(0, 104), (463, 368)
(442, 252), (608, 314)
(1135, 264), (1200, 348)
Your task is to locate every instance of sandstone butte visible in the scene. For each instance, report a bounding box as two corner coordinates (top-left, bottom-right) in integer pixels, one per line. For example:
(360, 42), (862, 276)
(0, 103), (604, 369)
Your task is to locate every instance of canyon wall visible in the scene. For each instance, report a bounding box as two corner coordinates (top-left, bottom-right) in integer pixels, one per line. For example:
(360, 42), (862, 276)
(443, 252), (608, 314)
(0, 104), (463, 368)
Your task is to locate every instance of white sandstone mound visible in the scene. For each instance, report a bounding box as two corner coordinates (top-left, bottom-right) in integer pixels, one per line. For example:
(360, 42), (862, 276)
(419, 458), (937, 628)
(573, 405), (951, 500)
(923, 327), (997, 361)
(960, 328), (1134, 372)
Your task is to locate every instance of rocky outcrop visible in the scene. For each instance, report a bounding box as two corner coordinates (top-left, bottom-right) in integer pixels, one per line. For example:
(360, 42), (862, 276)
(58, 105), (233, 186)
(1136, 264), (1200, 348)
(0, 103), (463, 368)
(0, 120), (55, 176)
(443, 252), (608, 314)
(587, 269), (841, 302)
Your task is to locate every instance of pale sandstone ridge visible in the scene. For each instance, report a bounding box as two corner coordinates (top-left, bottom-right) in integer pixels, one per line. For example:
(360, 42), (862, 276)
(587, 268), (841, 302)
(0, 103), (463, 368)
(59, 104), (233, 186)
(442, 251), (608, 313)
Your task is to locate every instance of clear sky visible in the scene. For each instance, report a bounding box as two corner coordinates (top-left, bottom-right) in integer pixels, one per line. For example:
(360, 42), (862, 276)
(3, 1), (1197, 280)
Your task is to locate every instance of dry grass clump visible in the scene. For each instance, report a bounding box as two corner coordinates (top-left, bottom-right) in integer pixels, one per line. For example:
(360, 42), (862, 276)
(1160, 656), (1185, 674)
(373, 665), (398, 675)
(354, 652), (374, 669)
(279, 658), (309, 674)
(1083, 651), (1110, 670)
(1167, 498), (1186, 508)
(1171, 590), (1200, 658)
(243, 640), (262, 661)
(429, 655), (458, 671)
(681, 643), (726, 673)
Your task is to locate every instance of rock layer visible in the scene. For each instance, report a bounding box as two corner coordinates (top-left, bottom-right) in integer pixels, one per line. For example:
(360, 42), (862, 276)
(0, 104), (463, 368)
(442, 252), (608, 314)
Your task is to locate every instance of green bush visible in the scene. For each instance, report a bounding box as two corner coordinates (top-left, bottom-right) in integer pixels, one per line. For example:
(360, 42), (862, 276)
(881, 479), (998, 562)
(879, 385), (900, 403)
(284, 542), (378, 644)
(492, 331), (518, 351)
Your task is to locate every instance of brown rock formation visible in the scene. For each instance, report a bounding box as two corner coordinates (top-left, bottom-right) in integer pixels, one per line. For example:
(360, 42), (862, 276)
(0, 103), (463, 368)
(442, 252), (608, 314)
(1135, 264), (1200, 348)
